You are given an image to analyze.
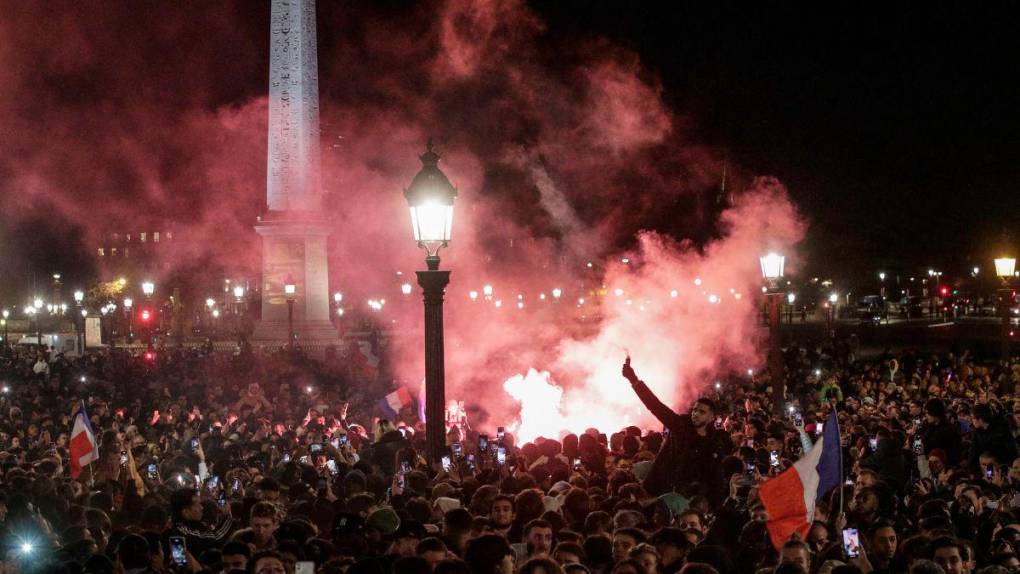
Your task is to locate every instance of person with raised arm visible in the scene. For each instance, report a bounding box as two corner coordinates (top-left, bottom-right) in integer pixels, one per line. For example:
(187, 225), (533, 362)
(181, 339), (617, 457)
(622, 357), (731, 503)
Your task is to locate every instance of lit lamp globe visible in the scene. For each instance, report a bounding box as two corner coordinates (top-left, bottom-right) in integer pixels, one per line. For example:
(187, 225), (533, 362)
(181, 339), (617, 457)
(403, 141), (457, 269)
(124, 298), (133, 310)
(74, 290), (84, 305)
(787, 293), (796, 305)
(284, 282), (296, 297)
(995, 257), (1016, 280)
(333, 292), (343, 304)
(206, 298), (215, 309)
(233, 285), (244, 299)
(142, 281), (155, 297)
(759, 253), (785, 281)
(1, 310), (7, 319)
(829, 293), (839, 304)
(80, 309), (88, 318)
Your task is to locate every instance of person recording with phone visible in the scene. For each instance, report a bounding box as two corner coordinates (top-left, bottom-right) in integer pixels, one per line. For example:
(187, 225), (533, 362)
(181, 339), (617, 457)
(622, 358), (730, 503)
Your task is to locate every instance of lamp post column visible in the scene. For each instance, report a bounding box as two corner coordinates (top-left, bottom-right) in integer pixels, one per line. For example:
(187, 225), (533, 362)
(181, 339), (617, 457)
(1000, 287), (1012, 362)
(767, 292), (784, 416)
(417, 256), (450, 464)
(286, 298), (295, 348)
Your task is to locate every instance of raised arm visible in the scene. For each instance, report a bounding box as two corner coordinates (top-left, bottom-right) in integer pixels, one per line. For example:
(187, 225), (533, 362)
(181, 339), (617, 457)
(622, 358), (686, 430)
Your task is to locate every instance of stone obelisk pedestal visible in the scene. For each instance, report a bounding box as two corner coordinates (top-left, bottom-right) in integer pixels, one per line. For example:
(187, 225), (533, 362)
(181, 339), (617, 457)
(252, 0), (339, 345)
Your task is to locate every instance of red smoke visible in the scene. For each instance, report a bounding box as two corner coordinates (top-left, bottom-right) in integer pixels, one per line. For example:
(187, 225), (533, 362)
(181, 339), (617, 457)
(0, 0), (806, 437)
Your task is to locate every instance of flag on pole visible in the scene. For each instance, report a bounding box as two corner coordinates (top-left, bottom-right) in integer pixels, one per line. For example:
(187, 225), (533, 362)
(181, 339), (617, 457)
(759, 409), (842, 549)
(69, 401), (99, 479)
(379, 387), (413, 420)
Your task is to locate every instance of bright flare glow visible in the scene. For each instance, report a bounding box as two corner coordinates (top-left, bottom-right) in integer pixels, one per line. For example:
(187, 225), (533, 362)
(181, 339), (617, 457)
(211, 309), (220, 318)
(494, 300), (502, 308)
(995, 257), (1016, 279)
(829, 293), (838, 303)
(670, 289), (678, 298)
(205, 298), (215, 308)
(80, 309), (88, 317)
(517, 302), (524, 309)
(334, 292), (343, 303)
(469, 291), (478, 300)
(614, 288), (624, 297)
(284, 283), (296, 295)
(879, 272), (886, 281)
(33, 298), (43, 309)
(74, 290), (84, 303)
(708, 294), (719, 304)
(20, 542), (32, 554)
(483, 285), (493, 296)
(694, 277), (702, 286)
(401, 283), (413, 295)
(759, 253), (785, 279)
(578, 298), (585, 305)
(552, 288), (562, 299)
(408, 203), (454, 243)
(337, 308), (345, 316)
(233, 285), (244, 298)
(124, 298), (133, 309)
(787, 293), (796, 304)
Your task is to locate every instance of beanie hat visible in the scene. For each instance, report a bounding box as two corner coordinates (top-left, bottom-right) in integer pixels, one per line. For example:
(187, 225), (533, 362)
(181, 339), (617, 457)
(365, 508), (400, 536)
(925, 398), (946, 419)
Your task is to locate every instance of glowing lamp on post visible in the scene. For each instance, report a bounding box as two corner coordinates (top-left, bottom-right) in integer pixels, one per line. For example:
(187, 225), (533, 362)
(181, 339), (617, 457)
(74, 290), (84, 305)
(401, 283), (413, 295)
(284, 278), (297, 348)
(233, 285), (244, 300)
(333, 292), (343, 304)
(403, 139), (458, 464)
(552, 288), (562, 299)
(759, 251), (785, 416)
(206, 298), (215, 309)
(142, 281), (154, 297)
(996, 256), (1016, 361)
(33, 298), (43, 310)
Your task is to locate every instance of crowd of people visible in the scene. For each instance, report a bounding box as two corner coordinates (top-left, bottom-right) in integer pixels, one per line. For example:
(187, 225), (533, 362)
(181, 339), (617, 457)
(1, 337), (1020, 574)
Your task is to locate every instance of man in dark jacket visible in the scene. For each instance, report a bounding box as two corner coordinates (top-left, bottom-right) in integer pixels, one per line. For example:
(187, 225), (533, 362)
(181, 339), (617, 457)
(920, 398), (962, 466)
(622, 359), (731, 504)
(970, 403), (1019, 471)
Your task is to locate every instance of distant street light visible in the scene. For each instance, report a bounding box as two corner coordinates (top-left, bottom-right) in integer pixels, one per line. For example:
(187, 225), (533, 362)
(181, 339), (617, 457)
(759, 252), (786, 415)
(285, 279), (297, 347)
(996, 257), (1016, 361)
(142, 281), (155, 297)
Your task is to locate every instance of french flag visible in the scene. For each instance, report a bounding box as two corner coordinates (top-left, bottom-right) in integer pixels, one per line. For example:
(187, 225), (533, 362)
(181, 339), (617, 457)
(379, 387), (413, 420)
(759, 410), (842, 549)
(69, 402), (99, 479)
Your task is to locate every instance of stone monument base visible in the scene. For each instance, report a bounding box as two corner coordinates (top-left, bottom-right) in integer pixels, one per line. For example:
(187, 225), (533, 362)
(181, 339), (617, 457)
(251, 319), (340, 343)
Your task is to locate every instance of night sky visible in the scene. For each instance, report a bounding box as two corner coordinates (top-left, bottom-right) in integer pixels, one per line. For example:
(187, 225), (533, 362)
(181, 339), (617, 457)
(1, 1), (1018, 298)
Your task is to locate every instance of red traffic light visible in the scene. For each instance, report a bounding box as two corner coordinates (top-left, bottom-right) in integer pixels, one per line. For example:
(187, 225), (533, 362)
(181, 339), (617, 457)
(140, 309), (152, 322)
(143, 351), (155, 361)
(939, 287), (948, 296)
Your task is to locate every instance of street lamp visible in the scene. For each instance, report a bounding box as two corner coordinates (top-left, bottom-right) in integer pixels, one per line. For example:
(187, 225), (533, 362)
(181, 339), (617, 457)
(1, 309), (7, 352)
(142, 281), (155, 297)
(404, 140), (458, 463)
(124, 297), (134, 343)
(80, 308), (88, 351)
(233, 285), (244, 300)
(995, 257), (1016, 361)
(759, 252), (786, 415)
(285, 279), (296, 347)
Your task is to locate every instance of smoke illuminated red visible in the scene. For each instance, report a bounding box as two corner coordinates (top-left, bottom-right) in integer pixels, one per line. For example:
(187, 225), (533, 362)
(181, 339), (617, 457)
(0, 1), (806, 441)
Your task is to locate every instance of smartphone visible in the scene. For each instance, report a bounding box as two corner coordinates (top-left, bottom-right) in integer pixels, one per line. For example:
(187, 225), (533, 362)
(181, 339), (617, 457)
(232, 478), (241, 492)
(170, 536), (187, 566)
(441, 456), (452, 472)
(326, 459), (338, 475)
(573, 458), (582, 470)
(338, 434), (348, 446)
(497, 427), (505, 442)
(205, 475), (220, 493)
(769, 451), (780, 467)
(296, 561), (315, 574)
(190, 437), (200, 451)
(912, 436), (924, 455)
(147, 463), (158, 480)
(282, 453), (291, 462)
(497, 447), (506, 465)
(746, 461), (756, 475)
(397, 473), (406, 488)
(120, 451), (128, 466)
(842, 528), (860, 558)
(816, 422), (824, 436)
(987, 466), (995, 479)
(401, 461), (411, 475)
(467, 453), (476, 471)
(310, 443), (323, 454)
(330, 437), (340, 450)
(869, 437), (878, 450)
(479, 434), (489, 452)
(714, 417), (723, 429)
(452, 442), (462, 457)
(793, 412), (803, 426)
(217, 491), (227, 508)
(299, 455), (310, 464)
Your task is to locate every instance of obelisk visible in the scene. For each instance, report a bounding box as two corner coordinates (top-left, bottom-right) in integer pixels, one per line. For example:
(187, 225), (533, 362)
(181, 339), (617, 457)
(253, 0), (339, 344)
